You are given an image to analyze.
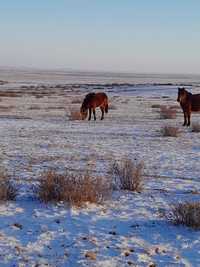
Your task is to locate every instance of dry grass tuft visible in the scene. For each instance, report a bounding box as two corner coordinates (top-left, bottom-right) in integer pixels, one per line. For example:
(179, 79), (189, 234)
(28, 105), (42, 110)
(0, 172), (18, 201)
(71, 98), (82, 104)
(161, 125), (180, 137)
(110, 158), (144, 192)
(167, 202), (200, 229)
(109, 104), (117, 110)
(192, 123), (200, 133)
(0, 92), (20, 97)
(160, 106), (177, 119)
(151, 104), (161, 109)
(169, 105), (179, 110)
(68, 108), (82, 120)
(35, 94), (44, 99)
(36, 170), (111, 206)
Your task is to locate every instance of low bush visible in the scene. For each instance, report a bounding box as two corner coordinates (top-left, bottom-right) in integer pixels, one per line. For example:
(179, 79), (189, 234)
(151, 104), (161, 109)
(68, 108), (82, 120)
(36, 170), (111, 206)
(192, 123), (200, 133)
(0, 172), (18, 201)
(160, 106), (176, 119)
(110, 158), (144, 192)
(167, 202), (200, 229)
(161, 125), (180, 137)
(71, 98), (82, 104)
(109, 104), (117, 110)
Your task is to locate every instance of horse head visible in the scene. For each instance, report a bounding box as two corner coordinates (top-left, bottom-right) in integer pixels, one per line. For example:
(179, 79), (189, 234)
(80, 105), (88, 120)
(177, 87), (187, 103)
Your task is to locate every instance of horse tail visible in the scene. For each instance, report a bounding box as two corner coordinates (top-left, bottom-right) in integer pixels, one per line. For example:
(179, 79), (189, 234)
(105, 102), (108, 113)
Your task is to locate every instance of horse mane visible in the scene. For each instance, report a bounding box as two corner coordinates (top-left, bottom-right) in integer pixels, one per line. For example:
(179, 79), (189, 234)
(82, 93), (96, 109)
(180, 88), (192, 98)
(184, 88), (191, 94)
(184, 89), (192, 98)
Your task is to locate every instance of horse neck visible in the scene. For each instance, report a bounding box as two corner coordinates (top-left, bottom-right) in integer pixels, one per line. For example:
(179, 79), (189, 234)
(81, 102), (88, 111)
(186, 91), (192, 100)
(181, 91), (192, 105)
(83, 93), (95, 109)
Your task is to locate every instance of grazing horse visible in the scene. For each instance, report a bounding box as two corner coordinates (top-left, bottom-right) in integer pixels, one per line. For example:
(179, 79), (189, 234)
(177, 87), (200, 126)
(80, 92), (108, 120)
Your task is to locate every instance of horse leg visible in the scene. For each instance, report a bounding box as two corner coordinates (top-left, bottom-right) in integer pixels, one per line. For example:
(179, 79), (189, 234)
(183, 112), (187, 126)
(93, 109), (96, 120)
(187, 112), (191, 126)
(88, 108), (92, 121)
(100, 107), (104, 120)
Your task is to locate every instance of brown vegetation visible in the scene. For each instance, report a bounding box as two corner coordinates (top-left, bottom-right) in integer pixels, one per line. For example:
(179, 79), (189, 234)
(161, 125), (180, 137)
(192, 123), (200, 133)
(110, 158), (144, 192)
(71, 98), (82, 104)
(169, 105), (179, 110)
(0, 105), (15, 111)
(0, 92), (20, 97)
(68, 108), (82, 120)
(151, 104), (160, 109)
(0, 172), (18, 201)
(167, 202), (200, 229)
(159, 106), (177, 119)
(28, 105), (42, 110)
(36, 170), (111, 206)
(109, 104), (117, 110)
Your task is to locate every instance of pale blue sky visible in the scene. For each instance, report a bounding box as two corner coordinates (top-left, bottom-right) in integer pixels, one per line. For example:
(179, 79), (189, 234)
(0, 1), (200, 73)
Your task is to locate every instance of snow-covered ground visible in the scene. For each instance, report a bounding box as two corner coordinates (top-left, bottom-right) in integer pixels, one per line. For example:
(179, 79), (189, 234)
(0, 79), (200, 266)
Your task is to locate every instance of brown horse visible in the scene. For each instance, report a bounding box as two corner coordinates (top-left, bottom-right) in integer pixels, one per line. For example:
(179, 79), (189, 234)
(80, 92), (108, 120)
(177, 87), (200, 126)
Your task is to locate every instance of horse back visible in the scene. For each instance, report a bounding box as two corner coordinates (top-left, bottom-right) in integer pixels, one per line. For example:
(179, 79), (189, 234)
(95, 92), (108, 100)
(93, 92), (108, 107)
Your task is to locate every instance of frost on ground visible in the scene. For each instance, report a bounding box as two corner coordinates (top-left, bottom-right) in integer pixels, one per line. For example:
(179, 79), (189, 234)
(0, 82), (199, 266)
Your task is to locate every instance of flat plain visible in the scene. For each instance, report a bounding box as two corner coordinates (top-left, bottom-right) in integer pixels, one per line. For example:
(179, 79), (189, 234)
(0, 70), (200, 266)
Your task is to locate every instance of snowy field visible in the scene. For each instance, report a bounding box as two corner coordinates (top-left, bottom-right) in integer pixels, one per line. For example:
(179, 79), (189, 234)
(0, 71), (200, 266)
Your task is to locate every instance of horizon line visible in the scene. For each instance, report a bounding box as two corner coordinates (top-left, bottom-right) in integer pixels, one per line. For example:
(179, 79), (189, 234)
(0, 65), (200, 77)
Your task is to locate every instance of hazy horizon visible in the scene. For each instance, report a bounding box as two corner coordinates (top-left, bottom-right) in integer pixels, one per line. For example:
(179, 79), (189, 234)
(1, 65), (200, 77)
(1, 1), (200, 74)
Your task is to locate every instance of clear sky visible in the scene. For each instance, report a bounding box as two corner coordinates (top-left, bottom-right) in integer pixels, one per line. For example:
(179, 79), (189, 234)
(0, 1), (200, 74)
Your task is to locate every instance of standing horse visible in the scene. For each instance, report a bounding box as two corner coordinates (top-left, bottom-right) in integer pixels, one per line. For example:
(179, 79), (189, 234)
(80, 92), (108, 120)
(177, 87), (200, 126)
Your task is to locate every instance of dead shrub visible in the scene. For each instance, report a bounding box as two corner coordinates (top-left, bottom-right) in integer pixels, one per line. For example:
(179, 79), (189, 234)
(192, 123), (200, 133)
(68, 108), (82, 120)
(169, 105), (179, 110)
(160, 106), (176, 119)
(0, 92), (20, 97)
(109, 104), (117, 110)
(35, 94), (44, 99)
(0, 172), (18, 201)
(167, 202), (200, 229)
(121, 99), (130, 104)
(161, 125), (180, 137)
(36, 170), (111, 206)
(110, 158), (144, 192)
(29, 105), (41, 110)
(71, 98), (82, 104)
(45, 106), (65, 110)
(151, 104), (160, 109)
(0, 80), (8, 85)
